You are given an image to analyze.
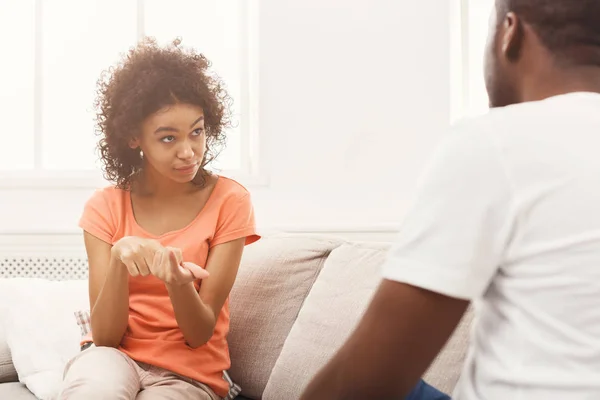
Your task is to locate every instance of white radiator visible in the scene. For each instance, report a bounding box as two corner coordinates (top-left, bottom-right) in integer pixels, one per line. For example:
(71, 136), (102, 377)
(0, 234), (88, 280)
(0, 256), (88, 280)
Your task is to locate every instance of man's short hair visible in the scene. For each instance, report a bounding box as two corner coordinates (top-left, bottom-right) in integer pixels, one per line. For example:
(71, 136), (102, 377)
(500, 0), (600, 65)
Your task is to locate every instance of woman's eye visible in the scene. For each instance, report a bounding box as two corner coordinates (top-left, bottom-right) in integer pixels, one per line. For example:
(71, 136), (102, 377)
(161, 136), (175, 143)
(192, 128), (204, 136)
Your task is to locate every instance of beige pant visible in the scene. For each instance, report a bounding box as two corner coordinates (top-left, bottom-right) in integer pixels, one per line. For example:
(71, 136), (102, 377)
(58, 345), (221, 400)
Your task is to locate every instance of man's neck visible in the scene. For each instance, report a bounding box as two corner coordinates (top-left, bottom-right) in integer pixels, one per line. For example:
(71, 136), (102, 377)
(520, 65), (600, 103)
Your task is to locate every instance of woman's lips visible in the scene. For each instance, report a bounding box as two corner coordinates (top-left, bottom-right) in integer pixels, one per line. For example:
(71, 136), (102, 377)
(174, 163), (198, 174)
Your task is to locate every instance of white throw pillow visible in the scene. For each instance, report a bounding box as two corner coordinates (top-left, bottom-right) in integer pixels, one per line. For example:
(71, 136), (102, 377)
(4, 278), (88, 400)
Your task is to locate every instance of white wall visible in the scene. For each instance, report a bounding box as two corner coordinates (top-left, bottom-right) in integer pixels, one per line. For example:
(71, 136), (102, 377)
(0, 0), (451, 239)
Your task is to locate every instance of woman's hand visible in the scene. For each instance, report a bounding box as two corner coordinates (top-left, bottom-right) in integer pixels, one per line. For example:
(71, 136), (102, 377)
(151, 246), (210, 286)
(111, 236), (162, 277)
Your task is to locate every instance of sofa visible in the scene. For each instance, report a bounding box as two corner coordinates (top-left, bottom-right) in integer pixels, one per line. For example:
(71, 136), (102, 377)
(0, 233), (473, 399)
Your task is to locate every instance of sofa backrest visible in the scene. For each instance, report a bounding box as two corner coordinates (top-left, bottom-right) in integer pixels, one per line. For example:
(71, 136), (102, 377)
(0, 234), (473, 399)
(261, 241), (391, 399)
(228, 234), (344, 399)
(249, 238), (473, 399)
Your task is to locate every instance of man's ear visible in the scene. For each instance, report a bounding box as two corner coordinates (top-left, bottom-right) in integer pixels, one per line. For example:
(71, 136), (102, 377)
(501, 12), (524, 62)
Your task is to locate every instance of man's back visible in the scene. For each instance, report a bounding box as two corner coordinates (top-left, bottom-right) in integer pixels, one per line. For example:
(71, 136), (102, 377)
(447, 92), (600, 399)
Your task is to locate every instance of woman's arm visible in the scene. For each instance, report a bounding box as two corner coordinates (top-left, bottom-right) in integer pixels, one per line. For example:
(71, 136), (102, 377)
(166, 237), (246, 348)
(85, 231), (130, 348)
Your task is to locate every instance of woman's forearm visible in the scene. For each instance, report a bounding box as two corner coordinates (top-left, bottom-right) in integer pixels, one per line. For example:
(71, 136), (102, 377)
(166, 282), (216, 348)
(90, 255), (130, 348)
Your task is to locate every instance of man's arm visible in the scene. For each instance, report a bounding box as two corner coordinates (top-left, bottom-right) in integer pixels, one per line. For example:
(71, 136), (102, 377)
(299, 279), (469, 400)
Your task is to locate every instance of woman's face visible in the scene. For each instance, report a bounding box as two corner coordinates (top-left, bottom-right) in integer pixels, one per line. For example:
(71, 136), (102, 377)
(131, 103), (207, 184)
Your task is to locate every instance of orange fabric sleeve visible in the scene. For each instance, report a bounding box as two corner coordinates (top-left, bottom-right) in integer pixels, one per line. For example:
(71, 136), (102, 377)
(78, 189), (116, 244)
(211, 193), (260, 248)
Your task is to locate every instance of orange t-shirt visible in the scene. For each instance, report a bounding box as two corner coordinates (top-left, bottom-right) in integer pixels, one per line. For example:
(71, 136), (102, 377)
(79, 176), (260, 397)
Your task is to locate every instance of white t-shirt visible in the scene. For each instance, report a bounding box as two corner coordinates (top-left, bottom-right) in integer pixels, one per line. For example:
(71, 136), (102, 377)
(382, 92), (600, 400)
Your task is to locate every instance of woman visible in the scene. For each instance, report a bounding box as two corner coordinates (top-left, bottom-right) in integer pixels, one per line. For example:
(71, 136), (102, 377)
(58, 38), (259, 400)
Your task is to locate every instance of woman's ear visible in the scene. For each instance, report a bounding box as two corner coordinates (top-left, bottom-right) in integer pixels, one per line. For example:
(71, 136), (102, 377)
(129, 137), (140, 149)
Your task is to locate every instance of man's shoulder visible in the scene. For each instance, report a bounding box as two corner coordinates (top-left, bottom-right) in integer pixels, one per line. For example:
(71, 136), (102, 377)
(453, 93), (600, 142)
(450, 103), (529, 140)
(434, 115), (499, 165)
(447, 100), (552, 156)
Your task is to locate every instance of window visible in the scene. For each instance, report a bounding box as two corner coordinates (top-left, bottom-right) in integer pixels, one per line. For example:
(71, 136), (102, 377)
(0, 0), (260, 187)
(450, 0), (495, 123)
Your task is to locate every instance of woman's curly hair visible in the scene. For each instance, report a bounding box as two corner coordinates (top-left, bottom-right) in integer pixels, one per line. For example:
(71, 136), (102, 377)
(94, 37), (231, 189)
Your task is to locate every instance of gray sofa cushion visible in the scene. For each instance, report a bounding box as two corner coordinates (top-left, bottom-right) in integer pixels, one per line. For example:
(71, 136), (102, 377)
(262, 242), (472, 399)
(228, 234), (343, 399)
(262, 242), (391, 399)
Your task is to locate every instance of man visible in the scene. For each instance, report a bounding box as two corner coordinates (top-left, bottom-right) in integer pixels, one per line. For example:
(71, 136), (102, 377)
(300, 0), (600, 399)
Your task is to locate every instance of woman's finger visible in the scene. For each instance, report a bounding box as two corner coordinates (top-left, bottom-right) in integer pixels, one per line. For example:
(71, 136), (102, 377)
(164, 250), (194, 283)
(119, 249), (139, 276)
(150, 250), (162, 275)
(181, 262), (210, 279)
(166, 247), (183, 265)
(157, 248), (172, 282)
(168, 248), (180, 268)
(136, 255), (151, 276)
(168, 249), (189, 277)
(121, 257), (140, 276)
(177, 265), (195, 283)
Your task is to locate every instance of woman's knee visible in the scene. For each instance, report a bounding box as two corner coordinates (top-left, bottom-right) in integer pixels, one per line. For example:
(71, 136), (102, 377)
(58, 346), (140, 400)
(66, 345), (128, 366)
(58, 382), (134, 400)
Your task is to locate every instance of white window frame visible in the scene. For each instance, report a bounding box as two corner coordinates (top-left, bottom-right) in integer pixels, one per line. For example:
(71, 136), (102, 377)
(449, 0), (470, 124)
(450, 0), (493, 124)
(0, 0), (267, 189)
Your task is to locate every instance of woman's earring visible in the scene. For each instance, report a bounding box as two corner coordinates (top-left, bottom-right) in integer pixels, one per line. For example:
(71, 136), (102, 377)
(139, 149), (144, 159)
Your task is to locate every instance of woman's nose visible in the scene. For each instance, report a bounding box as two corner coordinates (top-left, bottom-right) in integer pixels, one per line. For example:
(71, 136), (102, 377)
(177, 143), (194, 160)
